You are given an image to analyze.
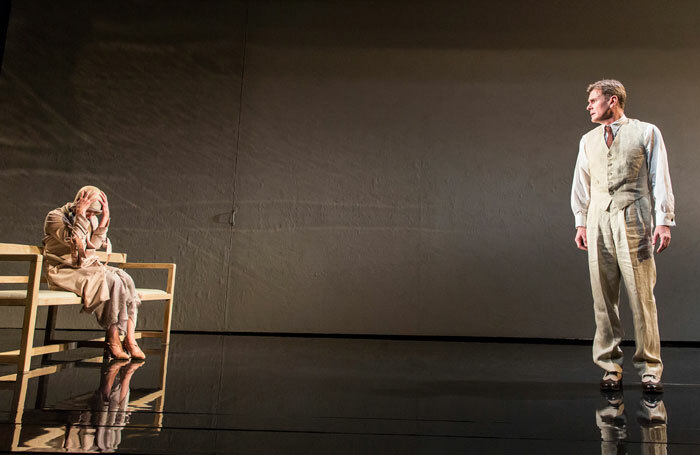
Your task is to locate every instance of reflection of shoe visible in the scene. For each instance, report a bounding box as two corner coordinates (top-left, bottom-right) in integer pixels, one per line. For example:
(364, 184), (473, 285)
(638, 394), (667, 426)
(642, 375), (663, 393)
(600, 371), (622, 391)
(121, 359), (146, 375)
(601, 390), (624, 406)
(101, 358), (129, 384)
(105, 340), (130, 360)
(104, 358), (130, 371)
(123, 340), (146, 360)
(641, 392), (663, 405)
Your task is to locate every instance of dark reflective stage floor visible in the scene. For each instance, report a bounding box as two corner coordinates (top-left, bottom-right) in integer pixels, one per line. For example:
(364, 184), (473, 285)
(1, 330), (699, 453)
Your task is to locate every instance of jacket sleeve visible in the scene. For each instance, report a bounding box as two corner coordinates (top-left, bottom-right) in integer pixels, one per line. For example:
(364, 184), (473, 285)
(88, 216), (110, 250)
(44, 210), (91, 267)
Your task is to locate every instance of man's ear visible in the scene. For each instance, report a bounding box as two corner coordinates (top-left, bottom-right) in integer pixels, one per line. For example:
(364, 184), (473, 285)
(609, 95), (618, 108)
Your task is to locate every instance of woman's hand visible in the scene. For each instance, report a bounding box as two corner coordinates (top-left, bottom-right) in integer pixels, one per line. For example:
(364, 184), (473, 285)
(99, 191), (110, 227)
(75, 191), (99, 217)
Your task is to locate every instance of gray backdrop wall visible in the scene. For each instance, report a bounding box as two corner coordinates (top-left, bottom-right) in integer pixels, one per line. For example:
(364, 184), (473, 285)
(1, 0), (699, 340)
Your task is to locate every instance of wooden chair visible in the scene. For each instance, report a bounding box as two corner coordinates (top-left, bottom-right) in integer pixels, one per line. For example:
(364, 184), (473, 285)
(0, 243), (176, 375)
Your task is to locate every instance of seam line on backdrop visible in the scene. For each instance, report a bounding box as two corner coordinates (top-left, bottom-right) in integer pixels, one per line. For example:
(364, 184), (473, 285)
(223, 1), (249, 329)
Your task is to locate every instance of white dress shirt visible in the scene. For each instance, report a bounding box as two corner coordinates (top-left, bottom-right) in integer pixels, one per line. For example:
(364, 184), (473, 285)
(571, 115), (676, 227)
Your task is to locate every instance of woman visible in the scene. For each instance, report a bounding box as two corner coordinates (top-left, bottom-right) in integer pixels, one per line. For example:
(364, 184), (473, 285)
(43, 186), (145, 360)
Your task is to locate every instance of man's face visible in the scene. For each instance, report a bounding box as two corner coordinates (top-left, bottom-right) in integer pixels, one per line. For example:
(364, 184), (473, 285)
(586, 89), (614, 124)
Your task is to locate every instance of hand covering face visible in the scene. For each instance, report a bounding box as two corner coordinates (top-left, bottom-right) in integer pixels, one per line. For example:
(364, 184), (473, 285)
(73, 185), (104, 214)
(44, 186), (112, 268)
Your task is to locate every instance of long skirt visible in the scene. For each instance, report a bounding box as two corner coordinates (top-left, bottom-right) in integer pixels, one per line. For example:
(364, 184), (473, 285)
(92, 267), (140, 334)
(47, 264), (140, 334)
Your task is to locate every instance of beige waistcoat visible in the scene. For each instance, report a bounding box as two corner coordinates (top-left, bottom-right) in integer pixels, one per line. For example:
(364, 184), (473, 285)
(584, 118), (651, 213)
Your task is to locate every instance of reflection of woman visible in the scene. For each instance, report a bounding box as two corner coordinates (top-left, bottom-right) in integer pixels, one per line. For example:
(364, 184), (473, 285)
(64, 359), (143, 452)
(43, 186), (145, 359)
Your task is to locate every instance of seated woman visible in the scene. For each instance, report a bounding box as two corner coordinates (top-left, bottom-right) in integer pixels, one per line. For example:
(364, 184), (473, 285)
(43, 186), (145, 360)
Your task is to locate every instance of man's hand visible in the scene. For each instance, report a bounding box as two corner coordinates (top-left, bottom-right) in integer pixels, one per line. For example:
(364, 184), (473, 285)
(575, 226), (588, 251)
(653, 225), (671, 254)
(98, 191), (110, 228)
(75, 191), (99, 217)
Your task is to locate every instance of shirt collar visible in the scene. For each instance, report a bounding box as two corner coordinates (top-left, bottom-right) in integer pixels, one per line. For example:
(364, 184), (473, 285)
(606, 115), (628, 136)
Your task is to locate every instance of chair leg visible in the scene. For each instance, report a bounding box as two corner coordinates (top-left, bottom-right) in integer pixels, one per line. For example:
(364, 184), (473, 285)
(17, 301), (38, 373)
(18, 255), (42, 374)
(163, 264), (175, 346)
(162, 298), (173, 345)
(8, 372), (30, 450)
(43, 306), (58, 346)
(40, 306), (59, 365)
(154, 343), (170, 428)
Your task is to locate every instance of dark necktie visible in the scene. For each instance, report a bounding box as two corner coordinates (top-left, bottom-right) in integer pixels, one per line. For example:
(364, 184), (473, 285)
(605, 125), (613, 148)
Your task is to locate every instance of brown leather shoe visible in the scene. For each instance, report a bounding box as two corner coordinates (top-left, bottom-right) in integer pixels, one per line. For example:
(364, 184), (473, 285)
(600, 371), (622, 391)
(642, 375), (663, 393)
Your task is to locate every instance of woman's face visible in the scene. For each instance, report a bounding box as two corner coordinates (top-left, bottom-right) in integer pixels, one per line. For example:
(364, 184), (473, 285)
(85, 210), (100, 219)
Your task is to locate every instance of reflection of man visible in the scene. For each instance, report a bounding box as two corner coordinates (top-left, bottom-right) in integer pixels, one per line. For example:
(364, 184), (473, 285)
(596, 391), (668, 455)
(596, 391), (627, 455)
(571, 79), (675, 393)
(638, 394), (668, 455)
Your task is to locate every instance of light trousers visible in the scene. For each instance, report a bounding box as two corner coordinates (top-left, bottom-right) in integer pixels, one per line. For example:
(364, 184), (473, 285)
(587, 196), (662, 379)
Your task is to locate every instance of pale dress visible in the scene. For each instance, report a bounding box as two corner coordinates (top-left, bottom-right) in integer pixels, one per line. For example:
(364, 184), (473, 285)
(43, 203), (140, 334)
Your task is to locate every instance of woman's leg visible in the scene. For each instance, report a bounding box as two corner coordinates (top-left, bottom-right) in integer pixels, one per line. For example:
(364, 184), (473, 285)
(118, 360), (144, 403)
(98, 358), (128, 400)
(98, 267), (141, 339)
(123, 317), (146, 359)
(105, 324), (129, 359)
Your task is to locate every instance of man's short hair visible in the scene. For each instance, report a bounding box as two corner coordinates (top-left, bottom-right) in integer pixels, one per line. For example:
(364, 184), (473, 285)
(587, 79), (627, 109)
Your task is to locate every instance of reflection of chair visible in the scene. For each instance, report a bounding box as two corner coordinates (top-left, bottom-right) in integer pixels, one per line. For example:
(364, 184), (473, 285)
(0, 243), (176, 375)
(0, 344), (169, 452)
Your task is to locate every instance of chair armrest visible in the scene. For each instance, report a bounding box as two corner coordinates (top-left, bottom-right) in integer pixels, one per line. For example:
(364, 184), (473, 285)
(0, 276), (29, 283)
(97, 251), (127, 264)
(118, 263), (175, 270)
(118, 263), (176, 294)
(0, 254), (43, 298)
(0, 254), (41, 262)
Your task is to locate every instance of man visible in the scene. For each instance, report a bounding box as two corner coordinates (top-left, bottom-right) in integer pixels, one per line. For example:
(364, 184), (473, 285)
(571, 79), (675, 393)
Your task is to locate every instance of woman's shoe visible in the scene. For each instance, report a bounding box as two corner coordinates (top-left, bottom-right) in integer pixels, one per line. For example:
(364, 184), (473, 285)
(123, 340), (146, 360)
(105, 340), (130, 360)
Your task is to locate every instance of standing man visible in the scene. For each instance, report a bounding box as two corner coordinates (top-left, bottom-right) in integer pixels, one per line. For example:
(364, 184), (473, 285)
(571, 79), (675, 393)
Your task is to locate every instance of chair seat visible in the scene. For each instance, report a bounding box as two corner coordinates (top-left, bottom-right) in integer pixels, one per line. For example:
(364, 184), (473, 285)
(0, 288), (170, 305)
(0, 290), (81, 305)
(137, 288), (171, 301)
